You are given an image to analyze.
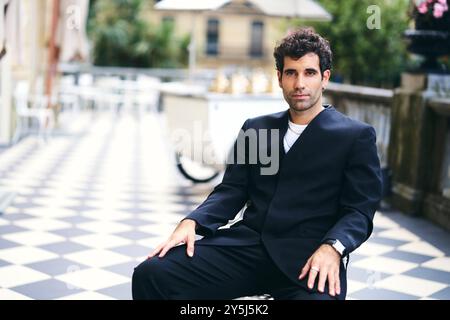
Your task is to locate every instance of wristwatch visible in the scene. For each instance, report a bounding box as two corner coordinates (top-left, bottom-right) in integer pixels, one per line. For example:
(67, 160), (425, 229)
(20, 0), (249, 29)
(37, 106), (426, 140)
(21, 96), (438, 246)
(323, 239), (346, 257)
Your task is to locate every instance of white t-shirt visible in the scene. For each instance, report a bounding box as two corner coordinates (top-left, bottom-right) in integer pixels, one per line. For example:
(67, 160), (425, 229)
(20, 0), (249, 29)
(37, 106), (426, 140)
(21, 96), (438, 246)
(283, 120), (308, 153)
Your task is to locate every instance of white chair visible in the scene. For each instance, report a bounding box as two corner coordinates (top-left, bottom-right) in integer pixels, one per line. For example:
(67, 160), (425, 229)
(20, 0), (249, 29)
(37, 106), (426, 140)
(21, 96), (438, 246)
(56, 75), (80, 114)
(77, 73), (97, 110)
(11, 81), (55, 144)
(94, 76), (124, 113)
(134, 75), (161, 114)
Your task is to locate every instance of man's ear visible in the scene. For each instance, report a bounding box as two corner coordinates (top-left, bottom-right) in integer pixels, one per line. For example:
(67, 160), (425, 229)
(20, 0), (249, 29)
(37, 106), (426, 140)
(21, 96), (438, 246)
(322, 69), (331, 86)
(277, 70), (282, 88)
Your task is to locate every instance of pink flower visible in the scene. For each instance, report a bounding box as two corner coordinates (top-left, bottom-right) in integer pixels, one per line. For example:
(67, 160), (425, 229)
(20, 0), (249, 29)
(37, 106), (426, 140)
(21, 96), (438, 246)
(415, 0), (448, 19)
(433, 3), (445, 17)
(436, 0), (448, 10)
(418, 1), (429, 13)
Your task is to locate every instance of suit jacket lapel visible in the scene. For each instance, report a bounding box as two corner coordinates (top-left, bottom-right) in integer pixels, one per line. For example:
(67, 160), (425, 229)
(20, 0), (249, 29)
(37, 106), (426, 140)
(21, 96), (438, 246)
(282, 106), (334, 161)
(275, 109), (289, 162)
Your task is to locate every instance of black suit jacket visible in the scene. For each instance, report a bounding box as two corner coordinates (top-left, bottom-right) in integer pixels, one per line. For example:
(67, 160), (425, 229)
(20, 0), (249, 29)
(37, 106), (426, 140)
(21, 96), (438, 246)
(185, 105), (382, 296)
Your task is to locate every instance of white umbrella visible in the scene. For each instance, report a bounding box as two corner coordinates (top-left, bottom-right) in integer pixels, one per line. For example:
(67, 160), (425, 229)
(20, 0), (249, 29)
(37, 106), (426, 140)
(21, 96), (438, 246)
(46, 0), (90, 111)
(1, 0), (25, 65)
(55, 0), (90, 62)
(0, 0), (5, 59)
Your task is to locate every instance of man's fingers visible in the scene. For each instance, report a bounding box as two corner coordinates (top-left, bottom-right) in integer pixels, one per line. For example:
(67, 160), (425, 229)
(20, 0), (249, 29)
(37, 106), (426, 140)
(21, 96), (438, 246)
(335, 271), (341, 295)
(317, 267), (328, 293)
(148, 242), (165, 258)
(158, 240), (177, 258)
(299, 259), (311, 279)
(328, 272), (336, 296)
(186, 234), (195, 257)
(307, 265), (319, 289)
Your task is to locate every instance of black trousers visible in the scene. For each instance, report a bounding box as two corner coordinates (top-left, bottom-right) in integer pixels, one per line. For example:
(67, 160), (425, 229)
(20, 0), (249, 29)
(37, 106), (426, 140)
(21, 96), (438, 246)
(132, 244), (344, 300)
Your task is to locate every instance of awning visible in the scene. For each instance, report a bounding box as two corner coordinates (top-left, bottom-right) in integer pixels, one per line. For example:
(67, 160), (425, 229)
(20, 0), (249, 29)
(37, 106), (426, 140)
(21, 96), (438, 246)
(155, 0), (332, 21)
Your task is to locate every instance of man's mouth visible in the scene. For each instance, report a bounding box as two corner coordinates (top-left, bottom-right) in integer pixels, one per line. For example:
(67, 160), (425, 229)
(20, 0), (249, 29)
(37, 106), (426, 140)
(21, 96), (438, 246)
(291, 94), (309, 99)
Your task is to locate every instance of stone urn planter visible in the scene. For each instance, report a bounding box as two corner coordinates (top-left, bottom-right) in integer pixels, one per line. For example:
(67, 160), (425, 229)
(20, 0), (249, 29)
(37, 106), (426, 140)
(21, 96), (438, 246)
(404, 0), (450, 72)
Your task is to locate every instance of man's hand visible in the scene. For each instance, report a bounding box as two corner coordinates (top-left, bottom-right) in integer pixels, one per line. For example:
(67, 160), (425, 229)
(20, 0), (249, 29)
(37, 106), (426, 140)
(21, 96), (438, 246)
(298, 244), (341, 297)
(148, 219), (197, 259)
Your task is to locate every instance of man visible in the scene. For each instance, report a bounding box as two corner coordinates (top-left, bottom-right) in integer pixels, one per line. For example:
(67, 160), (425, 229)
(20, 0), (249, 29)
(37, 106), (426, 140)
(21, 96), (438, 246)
(132, 28), (382, 300)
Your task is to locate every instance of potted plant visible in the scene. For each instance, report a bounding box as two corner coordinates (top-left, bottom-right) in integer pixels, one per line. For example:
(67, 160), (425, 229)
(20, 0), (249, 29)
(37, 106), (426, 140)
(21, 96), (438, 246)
(412, 0), (449, 30)
(404, 0), (450, 72)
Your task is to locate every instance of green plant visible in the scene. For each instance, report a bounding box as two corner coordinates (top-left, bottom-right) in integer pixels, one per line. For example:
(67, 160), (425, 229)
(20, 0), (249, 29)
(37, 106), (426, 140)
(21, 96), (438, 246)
(287, 0), (411, 88)
(88, 0), (189, 68)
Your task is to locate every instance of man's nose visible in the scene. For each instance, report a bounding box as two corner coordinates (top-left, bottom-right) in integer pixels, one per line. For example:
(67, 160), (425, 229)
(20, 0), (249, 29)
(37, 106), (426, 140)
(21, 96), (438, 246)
(294, 75), (305, 90)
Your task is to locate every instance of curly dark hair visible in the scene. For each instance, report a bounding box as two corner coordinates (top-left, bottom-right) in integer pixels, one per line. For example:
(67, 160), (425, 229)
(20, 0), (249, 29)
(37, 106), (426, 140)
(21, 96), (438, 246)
(273, 27), (333, 77)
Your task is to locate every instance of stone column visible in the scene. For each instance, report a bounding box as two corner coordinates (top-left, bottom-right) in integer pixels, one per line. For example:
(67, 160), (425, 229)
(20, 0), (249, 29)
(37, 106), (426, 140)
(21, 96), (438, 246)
(388, 72), (434, 215)
(0, 48), (12, 146)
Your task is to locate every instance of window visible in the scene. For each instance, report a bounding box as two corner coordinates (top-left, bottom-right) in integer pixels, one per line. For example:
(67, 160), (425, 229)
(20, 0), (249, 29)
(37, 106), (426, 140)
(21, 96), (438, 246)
(250, 21), (264, 57)
(206, 19), (219, 55)
(162, 16), (174, 27)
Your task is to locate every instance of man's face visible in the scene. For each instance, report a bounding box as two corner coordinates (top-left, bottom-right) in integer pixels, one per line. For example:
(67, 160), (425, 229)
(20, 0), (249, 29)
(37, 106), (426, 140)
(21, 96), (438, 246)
(278, 53), (330, 113)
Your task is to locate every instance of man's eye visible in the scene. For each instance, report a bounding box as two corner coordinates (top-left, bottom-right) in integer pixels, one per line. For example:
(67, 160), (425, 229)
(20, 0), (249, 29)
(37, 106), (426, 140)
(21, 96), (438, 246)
(285, 70), (295, 76)
(306, 71), (316, 76)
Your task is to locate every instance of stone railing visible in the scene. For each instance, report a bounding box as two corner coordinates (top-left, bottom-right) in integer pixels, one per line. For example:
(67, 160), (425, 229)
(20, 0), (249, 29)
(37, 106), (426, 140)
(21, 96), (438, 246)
(324, 79), (450, 231)
(324, 83), (393, 168)
(422, 97), (450, 230)
(388, 73), (450, 231)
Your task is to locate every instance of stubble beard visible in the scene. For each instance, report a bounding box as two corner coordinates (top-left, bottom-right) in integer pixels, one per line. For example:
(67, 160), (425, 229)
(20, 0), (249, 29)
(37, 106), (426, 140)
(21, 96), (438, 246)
(286, 92), (321, 114)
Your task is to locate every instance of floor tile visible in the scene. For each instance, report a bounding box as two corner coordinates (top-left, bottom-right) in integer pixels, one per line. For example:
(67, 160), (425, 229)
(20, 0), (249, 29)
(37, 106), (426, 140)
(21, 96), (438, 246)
(64, 249), (131, 268)
(403, 267), (450, 284)
(377, 228), (421, 242)
(398, 241), (445, 258)
(97, 282), (132, 300)
(374, 275), (447, 297)
(71, 233), (132, 249)
(429, 286), (450, 300)
(55, 268), (130, 291)
(0, 246), (58, 264)
(39, 241), (91, 255)
(12, 278), (83, 299)
(109, 244), (151, 258)
(0, 288), (33, 300)
(115, 230), (156, 241)
(354, 242), (394, 256)
(0, 238), (21, 249)
(13, 218), (72, 231)
(0, 265), (51, 288)
(26, 258), (89, 276)
(57, 291), (116, 300)
(347, 266), (391, 284)
(51, 227), (92, 238)
(422, 257), (450, 273)
(349, 287), (419, 300)
(381, 250), (436, 264)
(105, 261), (140, 278)
(3, 230), (65, 246)
(77, 221), (132, 234)
(352, 256), (418, 275)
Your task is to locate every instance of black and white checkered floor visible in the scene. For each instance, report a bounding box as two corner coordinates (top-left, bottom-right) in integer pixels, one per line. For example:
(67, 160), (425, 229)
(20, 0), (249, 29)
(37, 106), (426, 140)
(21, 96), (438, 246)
(0, 110), (449, 300)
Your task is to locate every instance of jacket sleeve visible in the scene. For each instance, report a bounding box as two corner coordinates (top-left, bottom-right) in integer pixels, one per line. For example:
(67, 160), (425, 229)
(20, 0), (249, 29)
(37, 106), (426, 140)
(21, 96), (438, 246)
(183, 119), (251, 237)
(321, 125), (382, 256)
